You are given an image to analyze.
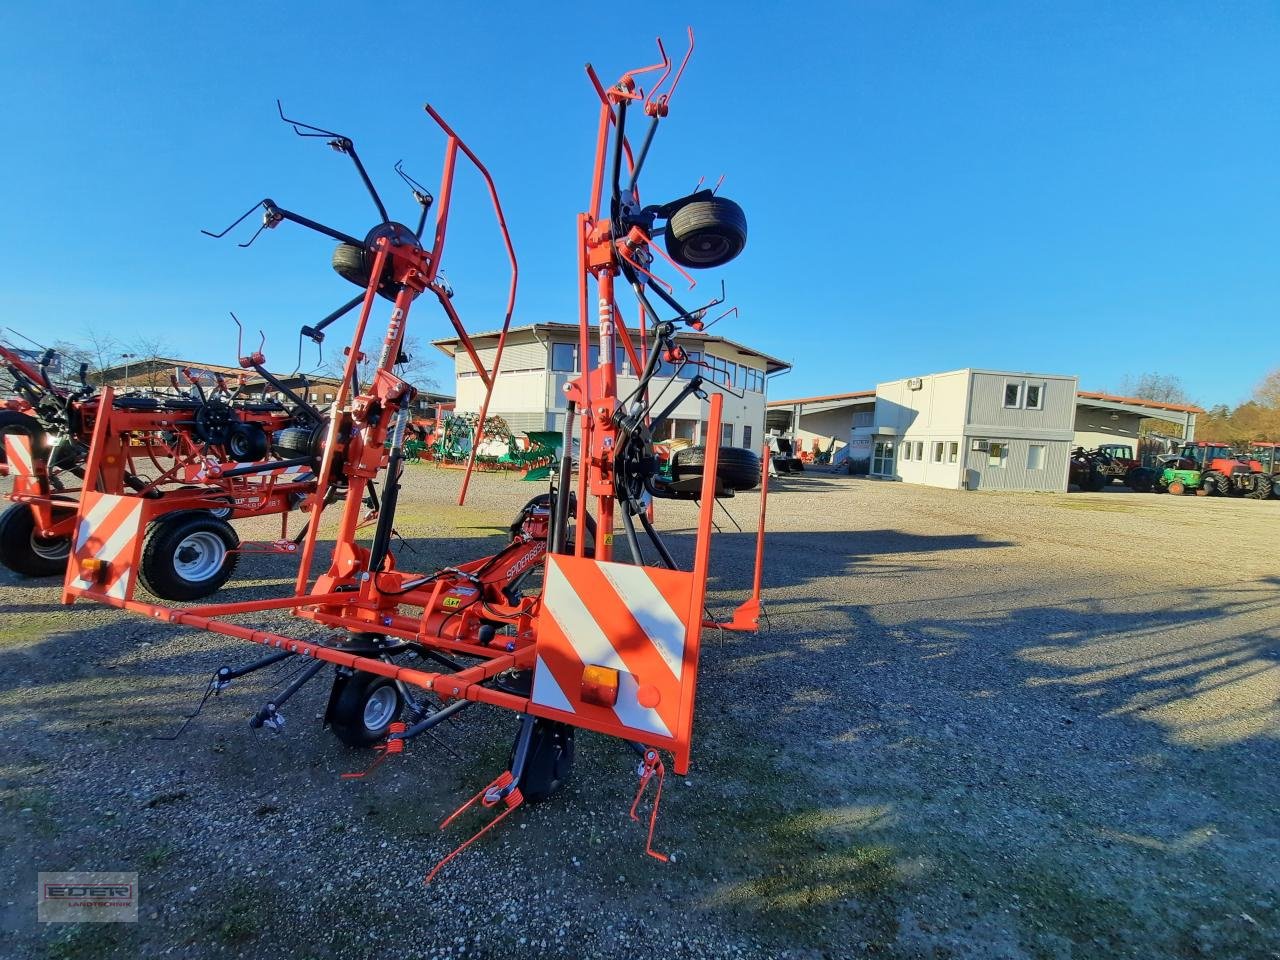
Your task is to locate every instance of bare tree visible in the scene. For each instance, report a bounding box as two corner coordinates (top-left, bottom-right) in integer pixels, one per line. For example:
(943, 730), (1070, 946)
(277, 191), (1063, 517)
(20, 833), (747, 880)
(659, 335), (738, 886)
(123, 334), (173, 390)
(1115, 372), (1191, 405)
(79, 329), (123, 385)
(317, 333), (437, 399)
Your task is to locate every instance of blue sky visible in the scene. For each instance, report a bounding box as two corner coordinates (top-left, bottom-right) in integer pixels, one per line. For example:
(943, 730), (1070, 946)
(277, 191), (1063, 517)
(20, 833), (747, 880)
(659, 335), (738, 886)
(1, 2), (1276, 407)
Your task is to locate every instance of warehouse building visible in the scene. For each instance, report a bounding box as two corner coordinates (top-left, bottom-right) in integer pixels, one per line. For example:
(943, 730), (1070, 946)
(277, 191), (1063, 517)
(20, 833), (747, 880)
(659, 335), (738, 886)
(433, 323), (790, 448)
(767, 368), (1202, 492)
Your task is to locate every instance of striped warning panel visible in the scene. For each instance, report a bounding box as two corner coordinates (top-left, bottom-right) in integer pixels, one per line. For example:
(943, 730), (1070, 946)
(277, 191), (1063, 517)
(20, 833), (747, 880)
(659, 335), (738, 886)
(4, 434), (35, 477)
(67, 492), (146, 602)
(531, 555), (695, 744)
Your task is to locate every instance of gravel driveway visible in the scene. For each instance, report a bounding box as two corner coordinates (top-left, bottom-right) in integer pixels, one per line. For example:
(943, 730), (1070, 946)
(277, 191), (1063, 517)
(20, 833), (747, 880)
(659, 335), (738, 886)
(1, 467), (1276, 959)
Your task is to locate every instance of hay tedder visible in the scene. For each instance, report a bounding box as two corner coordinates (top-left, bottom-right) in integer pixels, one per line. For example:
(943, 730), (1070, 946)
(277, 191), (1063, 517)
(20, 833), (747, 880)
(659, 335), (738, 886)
(50, 32), (769, 877)
(0, 340), (321, 598)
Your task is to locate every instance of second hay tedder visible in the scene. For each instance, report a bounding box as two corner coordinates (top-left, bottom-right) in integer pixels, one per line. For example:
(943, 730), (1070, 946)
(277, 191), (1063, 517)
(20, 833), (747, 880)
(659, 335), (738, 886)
(53, 31), (770, 877)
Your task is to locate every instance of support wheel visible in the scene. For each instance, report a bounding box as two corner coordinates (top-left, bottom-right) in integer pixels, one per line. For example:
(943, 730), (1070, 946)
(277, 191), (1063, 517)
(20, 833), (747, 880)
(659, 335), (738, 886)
(328, 671), (403, 748)
(671, 446), (761, 491)
(139, 513), (239, 601)
(664, 197), (748, 269)
(512, 718), (575, 803)
(0, 503), (71, 577)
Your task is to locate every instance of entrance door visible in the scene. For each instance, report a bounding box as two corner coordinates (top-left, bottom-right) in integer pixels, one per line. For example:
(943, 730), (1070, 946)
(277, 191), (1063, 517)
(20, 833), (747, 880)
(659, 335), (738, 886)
(872, 440), (895, 476)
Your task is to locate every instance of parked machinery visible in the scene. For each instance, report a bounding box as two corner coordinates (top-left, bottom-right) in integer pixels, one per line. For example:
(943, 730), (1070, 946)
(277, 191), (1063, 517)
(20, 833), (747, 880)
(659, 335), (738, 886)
(1154, 441), (1271, 498)
(1246, 442), (1280, 499)
(55, 32), (769, 879)
(1068, 446), (1154, 492)
(0, 340), (321, 597)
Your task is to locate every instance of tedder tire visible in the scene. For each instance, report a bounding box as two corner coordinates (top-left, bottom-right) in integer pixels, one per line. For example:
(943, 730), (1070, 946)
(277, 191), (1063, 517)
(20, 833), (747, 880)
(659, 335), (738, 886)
(671, 446), (761, 491)
(513, 718), (576, 804)
(139, 512), (239, 601)
(0, 503), (71, 577)
(227, 423), (269, 462)
(332, 243), (398, 301)
(664, 197), (748, 269)
(328, 672), (404, 748)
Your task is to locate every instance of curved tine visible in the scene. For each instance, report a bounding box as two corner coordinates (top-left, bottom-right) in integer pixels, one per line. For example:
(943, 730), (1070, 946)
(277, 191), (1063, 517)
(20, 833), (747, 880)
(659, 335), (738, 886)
(276, 98), (341, 139)
(394, 159), (433, 200)
(201, 200), (267, 238)
(237, 219), (271, 248)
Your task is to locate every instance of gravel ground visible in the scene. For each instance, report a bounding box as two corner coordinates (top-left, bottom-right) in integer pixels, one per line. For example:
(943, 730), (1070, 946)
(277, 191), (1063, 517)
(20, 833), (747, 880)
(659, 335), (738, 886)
(1, 466), (1277, 959)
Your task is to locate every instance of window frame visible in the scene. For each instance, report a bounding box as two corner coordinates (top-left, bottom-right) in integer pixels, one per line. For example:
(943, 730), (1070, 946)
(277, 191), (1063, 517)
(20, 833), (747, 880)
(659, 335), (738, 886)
(1027, 443), (1045, 470)
(550, 342), (577, 373)
(1003, 380), (1023, 409)
(988, 441), (1009, 467)
(948, 441), (959, 463)
(933, 441), (944, 463)
(1025, 382), (1044, 411)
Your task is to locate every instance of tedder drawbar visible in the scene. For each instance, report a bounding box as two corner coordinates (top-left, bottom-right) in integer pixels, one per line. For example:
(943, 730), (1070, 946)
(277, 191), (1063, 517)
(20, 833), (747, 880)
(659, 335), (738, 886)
(55, 32), (770, 878)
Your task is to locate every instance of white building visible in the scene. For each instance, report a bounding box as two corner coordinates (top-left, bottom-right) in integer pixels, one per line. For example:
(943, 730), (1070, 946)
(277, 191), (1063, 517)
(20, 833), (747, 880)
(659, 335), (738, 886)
(433, 323), (790, 449)
(768, 368), (1200, 492)
(871, 369), (1078, 491)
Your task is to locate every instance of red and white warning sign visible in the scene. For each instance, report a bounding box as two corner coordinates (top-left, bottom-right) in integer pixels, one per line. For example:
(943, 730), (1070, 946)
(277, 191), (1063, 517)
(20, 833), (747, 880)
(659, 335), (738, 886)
(530, 554), (705, 769)
(65, 492), (146, 602)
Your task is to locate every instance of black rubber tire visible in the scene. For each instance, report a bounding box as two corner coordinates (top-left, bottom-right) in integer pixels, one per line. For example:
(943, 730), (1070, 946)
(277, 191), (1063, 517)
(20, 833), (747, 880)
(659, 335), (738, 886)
(138, 512), (239, 601)
(512, 718), (575, 804)
(226, 423), (268, 462)
(1086, 468), (1107, 492)
(0, 503), (70, 577)
(0, 410), (48, 469)
(671, 446), (761, 491)
(332, 243), (398, 302)
(1247, 474), (1272, 500)
(664, 197), (748, 269)
(328, 671), (403, 748)
(1126, 468), (1154, 493)
(1200, 472), (1221, 496)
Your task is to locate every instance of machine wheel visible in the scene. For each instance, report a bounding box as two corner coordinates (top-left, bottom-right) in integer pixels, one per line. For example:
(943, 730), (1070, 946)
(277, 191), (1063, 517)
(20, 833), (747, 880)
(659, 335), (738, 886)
(671, 446), (761, 491)
(139, 513), (239, 601)
(1126, 468), (1154, 493)
(226, 423), (269, 462)
(0, 503), (71, 577)
(332, 242), (398, 301)
(664, 197), (748, 269)
(512, 718), (576, 803)
(1167, 480), (1186, 495)
(328, 671), (404, 748)
(1247, 474), (1272, 500)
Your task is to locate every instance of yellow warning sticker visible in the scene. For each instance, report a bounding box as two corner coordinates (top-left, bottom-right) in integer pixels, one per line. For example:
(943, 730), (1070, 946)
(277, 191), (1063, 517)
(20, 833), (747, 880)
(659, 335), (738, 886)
(603, 533), (614, 545)
(442, 597), (461, 608)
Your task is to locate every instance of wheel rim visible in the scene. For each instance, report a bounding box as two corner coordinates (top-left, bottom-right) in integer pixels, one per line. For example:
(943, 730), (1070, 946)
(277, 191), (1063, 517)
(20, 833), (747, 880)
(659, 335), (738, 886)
(30, 531), (69, 561)
(362, 685), (398, 731)
(173, 531), (227, 581)
(684, 232), (732, 264)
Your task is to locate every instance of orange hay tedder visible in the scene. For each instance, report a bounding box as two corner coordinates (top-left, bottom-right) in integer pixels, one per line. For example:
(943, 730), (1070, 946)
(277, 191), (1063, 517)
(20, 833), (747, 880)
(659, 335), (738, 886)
(52, 30), (770, 879)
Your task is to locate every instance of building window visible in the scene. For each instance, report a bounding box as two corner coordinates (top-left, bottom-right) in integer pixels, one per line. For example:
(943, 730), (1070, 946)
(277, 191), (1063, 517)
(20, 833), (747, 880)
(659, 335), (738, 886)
(679, 350), (701, 378)
(1027, 444), (1045, 470)
(722, 423), (734, 446)
(948, 441), (959, 463)
(1026, 383), (1044, 410)
(914, 441), (924, 460)
(743, 425), (753, 450)
(324, 393), (335, 402)
(309, 392), (318, 401)
(1003, 381), (1022, 408)
(933, 441), (944, 462)
(551, 343), (576, 372)
(615, 346), (629, 375)
(901, 443), (911, 462)
(988, 441), (1008, 467)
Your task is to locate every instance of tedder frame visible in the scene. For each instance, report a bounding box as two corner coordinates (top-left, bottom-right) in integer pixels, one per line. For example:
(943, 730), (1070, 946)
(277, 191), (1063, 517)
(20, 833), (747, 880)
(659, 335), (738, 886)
(56, 31), (769, 878)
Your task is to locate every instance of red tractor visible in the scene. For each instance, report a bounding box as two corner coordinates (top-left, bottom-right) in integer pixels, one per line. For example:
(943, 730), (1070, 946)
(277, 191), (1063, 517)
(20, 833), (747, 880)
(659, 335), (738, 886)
(1172, 441), (1271, 499)
(1247, 442), (1280, 500)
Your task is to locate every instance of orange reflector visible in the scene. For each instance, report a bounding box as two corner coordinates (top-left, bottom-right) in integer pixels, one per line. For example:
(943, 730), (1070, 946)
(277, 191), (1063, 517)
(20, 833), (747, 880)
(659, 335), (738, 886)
(581, 665), (619, 707)
(79, 558), (107, 582)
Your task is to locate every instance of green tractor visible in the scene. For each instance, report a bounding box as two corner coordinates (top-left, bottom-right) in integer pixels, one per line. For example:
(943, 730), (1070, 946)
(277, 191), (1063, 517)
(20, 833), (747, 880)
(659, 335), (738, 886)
(1155, 442), (1272, 498)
